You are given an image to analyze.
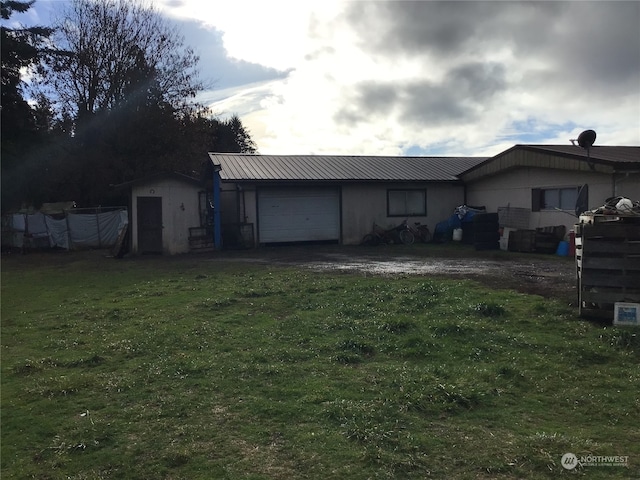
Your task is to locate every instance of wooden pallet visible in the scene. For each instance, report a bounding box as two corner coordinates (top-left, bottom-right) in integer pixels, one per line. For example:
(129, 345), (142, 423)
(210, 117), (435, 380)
(508, 230), (536, 252)
(575, 220), (640, 320)
(189, 227), (215, 253)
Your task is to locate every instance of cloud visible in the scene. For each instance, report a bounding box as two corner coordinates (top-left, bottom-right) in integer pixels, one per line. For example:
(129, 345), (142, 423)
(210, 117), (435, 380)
(345, 1), (640, 91)
(336, 61), (508, 128)
(157, 0), (344, 71)
(326, 0), (640, 153)
(107, 1), (640, 154)
(172, 17), (290, 90)
(346, 2), (567, 59)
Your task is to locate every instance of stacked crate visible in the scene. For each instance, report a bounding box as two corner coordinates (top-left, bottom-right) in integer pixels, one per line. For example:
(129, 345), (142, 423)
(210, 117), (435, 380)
(575, 216), (640, 320)
(508, 230), (536, 252)
(472, 213), (500, 250)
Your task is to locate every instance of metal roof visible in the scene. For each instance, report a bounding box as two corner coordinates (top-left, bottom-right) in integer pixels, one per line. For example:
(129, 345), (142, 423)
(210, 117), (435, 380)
(208, 154), (488, 183)
(518, 145), (640, 165)
(459, 144), (640, 180)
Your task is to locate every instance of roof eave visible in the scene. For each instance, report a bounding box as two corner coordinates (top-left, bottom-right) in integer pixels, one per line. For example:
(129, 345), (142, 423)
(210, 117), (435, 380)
(113, 172), (204, 190)
(220, 177), (466, 184)
(459, 145), (640, 180)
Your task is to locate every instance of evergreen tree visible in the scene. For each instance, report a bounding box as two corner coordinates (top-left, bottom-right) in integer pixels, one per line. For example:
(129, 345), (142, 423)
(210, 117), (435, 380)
(214, 115), (257, 154)
(1, 0), (55, 212)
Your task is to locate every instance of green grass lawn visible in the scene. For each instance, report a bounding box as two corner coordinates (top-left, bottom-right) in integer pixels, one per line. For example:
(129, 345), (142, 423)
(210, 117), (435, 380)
(1, 251), (638, 479)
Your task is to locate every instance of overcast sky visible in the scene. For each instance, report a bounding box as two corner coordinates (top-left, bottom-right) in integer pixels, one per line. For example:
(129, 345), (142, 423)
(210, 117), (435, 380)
(13, 0), (640, 156)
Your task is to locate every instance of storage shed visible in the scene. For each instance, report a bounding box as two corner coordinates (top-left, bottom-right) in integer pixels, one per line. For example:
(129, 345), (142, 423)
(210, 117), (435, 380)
(119, 173), (210, 255)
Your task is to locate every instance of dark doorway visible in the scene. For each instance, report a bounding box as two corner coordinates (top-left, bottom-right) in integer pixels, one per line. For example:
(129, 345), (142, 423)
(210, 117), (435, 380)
(137, 197), (163, 254)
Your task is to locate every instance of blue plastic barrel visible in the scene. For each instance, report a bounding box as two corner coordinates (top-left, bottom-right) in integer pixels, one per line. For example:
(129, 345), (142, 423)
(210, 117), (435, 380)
(556, 241), (569, 256)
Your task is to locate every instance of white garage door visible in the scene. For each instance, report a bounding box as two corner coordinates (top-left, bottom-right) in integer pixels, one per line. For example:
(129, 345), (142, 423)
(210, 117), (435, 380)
(258, 188), (340, 243)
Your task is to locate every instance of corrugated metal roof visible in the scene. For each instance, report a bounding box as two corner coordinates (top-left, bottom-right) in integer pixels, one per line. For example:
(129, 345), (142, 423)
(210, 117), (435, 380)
(208, 154), (488, 182)
(459, 144), (640, 180)
(521, 145), (640, 164)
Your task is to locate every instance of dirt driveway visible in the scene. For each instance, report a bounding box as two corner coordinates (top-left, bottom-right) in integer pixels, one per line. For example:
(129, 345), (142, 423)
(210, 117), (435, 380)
(216, 243), (577, 306)
(3, 243), (577, 306)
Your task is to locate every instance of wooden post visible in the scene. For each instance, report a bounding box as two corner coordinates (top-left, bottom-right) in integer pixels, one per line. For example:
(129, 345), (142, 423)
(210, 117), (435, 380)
(212, 167), (222, 250)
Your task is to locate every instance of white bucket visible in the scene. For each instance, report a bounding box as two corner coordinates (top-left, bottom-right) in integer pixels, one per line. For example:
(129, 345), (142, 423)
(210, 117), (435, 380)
(452, 228), (463, 242)
(500, 227), (515, 251)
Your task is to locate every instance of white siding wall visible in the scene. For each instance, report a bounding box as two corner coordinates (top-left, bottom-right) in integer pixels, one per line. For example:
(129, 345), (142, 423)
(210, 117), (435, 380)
(219, 172), (638, 247)
(340, 183), (465, 245)
(131, 179), (202, 255)
(465, 167), (639, 234)
(219, 182), (466, 246)
(615, 172), (640, 200)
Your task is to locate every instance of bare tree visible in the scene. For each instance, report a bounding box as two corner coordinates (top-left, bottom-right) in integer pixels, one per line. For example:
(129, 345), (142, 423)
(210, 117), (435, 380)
(46, 0), (202, 123)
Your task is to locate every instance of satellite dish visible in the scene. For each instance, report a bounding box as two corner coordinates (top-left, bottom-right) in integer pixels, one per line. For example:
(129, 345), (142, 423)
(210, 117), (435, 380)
(575, 129), (596, 170)
(577, 129), (596, 149)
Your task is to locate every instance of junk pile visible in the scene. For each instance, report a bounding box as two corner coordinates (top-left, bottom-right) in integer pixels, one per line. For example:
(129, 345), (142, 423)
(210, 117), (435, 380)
(434, 204), (572, 254)
(580, 196), (640, 221)
(432, 205), (487, 244)
(575, 196), (640, 322)
(505, 225), (567, 254)
(432, 205), (501, 250)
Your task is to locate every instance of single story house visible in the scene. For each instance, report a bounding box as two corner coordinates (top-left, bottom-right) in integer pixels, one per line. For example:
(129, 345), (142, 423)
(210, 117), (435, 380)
(207, 153), (487, 246)
(116, 143), (639, 254)
(460, 145), (640, 235)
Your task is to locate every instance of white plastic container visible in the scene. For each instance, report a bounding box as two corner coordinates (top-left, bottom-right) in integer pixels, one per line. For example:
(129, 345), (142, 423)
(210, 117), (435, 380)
(500, 227), (514, 251)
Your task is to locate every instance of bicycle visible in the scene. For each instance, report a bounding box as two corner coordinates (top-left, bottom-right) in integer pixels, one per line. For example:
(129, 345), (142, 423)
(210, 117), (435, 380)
(361, 220), (414, 246)
(407, 222), (432, 243)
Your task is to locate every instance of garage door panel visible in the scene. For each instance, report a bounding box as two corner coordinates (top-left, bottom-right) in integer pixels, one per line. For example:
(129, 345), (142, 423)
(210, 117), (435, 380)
(259, 188), (340, 243)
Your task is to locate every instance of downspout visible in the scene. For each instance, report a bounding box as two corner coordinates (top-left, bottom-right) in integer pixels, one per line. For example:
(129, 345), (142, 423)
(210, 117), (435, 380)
(212, 164), (222, 249)
(236, 185), (243, 223)
(242, 187), (247, 223)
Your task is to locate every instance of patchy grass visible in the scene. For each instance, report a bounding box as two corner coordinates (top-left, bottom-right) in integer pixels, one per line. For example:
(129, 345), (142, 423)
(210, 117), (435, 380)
(1, 250), (638, 479)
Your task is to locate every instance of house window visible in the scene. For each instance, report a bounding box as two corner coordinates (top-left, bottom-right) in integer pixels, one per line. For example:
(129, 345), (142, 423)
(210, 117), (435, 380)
(531, 187), (581, 212)
(387, 189), (426, 216)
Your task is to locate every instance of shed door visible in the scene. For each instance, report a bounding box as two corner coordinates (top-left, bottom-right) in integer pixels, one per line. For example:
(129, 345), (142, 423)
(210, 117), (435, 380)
(258, 188), (340, 243)
(137, 197), (163, 254)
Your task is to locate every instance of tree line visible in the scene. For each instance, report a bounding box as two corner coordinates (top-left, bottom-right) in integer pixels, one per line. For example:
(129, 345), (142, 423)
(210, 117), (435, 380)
(1, 0), (256, 213)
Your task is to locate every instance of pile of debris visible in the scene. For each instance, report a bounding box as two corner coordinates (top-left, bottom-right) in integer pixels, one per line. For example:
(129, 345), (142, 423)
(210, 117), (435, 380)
(582, 196), (640, 218)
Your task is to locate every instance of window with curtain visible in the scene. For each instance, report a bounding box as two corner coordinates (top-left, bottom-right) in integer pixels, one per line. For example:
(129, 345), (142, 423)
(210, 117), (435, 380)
(387, 189), (426, 216)
(531, 186), (581, 211)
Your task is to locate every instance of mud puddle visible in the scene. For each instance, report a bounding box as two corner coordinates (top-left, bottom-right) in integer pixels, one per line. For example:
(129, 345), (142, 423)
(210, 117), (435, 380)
(304, 254), (503, 275)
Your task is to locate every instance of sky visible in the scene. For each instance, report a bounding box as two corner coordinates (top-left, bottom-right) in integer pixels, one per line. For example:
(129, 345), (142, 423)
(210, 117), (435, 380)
(9, 0), (640, 156)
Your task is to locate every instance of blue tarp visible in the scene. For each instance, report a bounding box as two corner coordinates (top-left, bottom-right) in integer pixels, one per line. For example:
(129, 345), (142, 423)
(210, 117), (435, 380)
(434, 206), (485, 239)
